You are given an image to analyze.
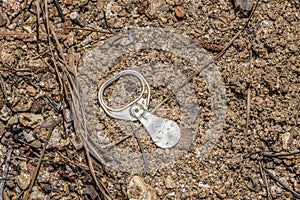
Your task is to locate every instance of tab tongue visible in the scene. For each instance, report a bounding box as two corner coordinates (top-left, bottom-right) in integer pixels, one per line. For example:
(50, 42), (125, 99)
(131, 105), (181, 148)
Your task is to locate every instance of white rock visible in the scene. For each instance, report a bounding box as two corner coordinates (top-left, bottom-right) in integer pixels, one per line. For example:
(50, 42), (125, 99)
(23, 131), (35, 143)
(127, 176), (157, 200)
(30, 186), (45, 200)
(70, 11), (79, 20)
(165, 176), (176, 189)
(7, 114), (18, 125)
(18, 172), (31, 189)
(0, 105), (12, 121)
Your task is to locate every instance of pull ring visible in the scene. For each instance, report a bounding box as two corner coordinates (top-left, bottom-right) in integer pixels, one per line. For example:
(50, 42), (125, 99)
(98, 70), (150, 121)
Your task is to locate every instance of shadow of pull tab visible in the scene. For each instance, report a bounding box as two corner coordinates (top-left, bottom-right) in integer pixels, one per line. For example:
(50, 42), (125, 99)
(131, 105), (181, 148)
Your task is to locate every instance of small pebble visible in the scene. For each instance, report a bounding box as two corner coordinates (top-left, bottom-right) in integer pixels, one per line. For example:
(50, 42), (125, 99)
(0, 10), (8, 27)
(17, 172), (31, 190)
(165, 176), (176, 189)
(127, 176), (157, 200)
(30, 186), (45, 200)
(0, 105), (12, 121)
(18, 113), (43, 128)
(174, 6), (186, 18)
(69, 11), (79, 20)
(23, 131), (35, 143)
(26, 86), (37, 96)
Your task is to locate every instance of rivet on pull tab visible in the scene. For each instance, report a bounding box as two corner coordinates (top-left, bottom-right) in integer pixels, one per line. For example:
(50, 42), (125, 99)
(131, 105), (181, 148)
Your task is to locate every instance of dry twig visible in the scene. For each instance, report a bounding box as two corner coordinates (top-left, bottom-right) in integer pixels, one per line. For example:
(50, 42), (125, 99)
(263, 167), (300, 198)
(65, 26), (112, 34)
(246, 87), (251, 132)
(0, 31), (71, 38)
(0, 148), (12, 200)
(259, 161), (273, 200)
(213, 0), (259, 60)
(35, 0), (112, 198)
(0, 75), (7, 102)
(23, 120), (59, 199)
(53, 0), (65, 22)
(36, 0), (41, 52)
(262, 151), (300, 158)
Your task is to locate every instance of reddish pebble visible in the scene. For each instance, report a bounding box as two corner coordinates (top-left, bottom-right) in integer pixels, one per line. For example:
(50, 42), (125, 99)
(174, 6), (186, 18)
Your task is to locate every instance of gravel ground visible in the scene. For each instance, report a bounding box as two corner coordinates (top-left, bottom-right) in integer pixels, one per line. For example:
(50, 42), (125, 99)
(0, 0), (299, 199)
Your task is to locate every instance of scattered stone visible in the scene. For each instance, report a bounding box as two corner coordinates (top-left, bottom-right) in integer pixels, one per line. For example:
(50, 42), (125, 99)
(18, 113), (43, 128)
(282, 132), (291, 149)
(79, 0), (88, 6)
(47, 127), (62, 149)
(174, 6), (186, 18)
(30, 186), (45, 200)
(63, 0), (73, 6)
(41, 117), (60, 128)
(57, 138), (70, 149)
(17, 161), (31, 190)
(77, 14), (88, 26)
(30, 140), (41, 148)
(234, 0), (253, 15)
(137, 1), (149, 15)
(288, 44), (298, 53)
(26, 86), (37, 97)
(0, 8), (8, 27)
(12, 98), (33, 112)
(7, 114), (18, 125)
(166, 192), (175, 197)
(31, 98), (46, 113)
(54, 152), (62, 164)
(69, 11), (79, 20)
(165, 176), (176, 189)
(7, 22), (17, 30)
(2, 0), (21, 17)
(0, 105), (12, 121)
(23, 130), (35, 143)
(127, 176), (157, 200)
(17, 171), (31, 190)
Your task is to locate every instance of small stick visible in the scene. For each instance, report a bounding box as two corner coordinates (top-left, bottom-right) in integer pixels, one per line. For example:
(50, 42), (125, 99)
(0, 148), (12, 200)
(213, 0), (259, 60)
(246, 47), (252, 134)
(65, 26), (112, 34)
(57, 152), (104, 176)
(263, 167), (300, 198)
(0, 75), (7, 102)
(0, 32), (71, 38)
(23, 121), (59, 199)
(246, 87), (251, 133)
(262, 151), (300, 158)
(53, 0), (65, 22)
(130, 123), (150, 173)
(103, 9), (114, 34)
(287, 101), (299, 145)
(259, 161), (273, 200)
(36, 0), (41, 52)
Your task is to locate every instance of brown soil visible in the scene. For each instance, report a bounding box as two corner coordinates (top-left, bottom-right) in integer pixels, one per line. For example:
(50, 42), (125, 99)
(0, 0), (299, 199)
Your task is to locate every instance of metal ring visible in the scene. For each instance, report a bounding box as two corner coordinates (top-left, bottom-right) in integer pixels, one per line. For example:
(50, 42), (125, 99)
(98, 70), (151, 121)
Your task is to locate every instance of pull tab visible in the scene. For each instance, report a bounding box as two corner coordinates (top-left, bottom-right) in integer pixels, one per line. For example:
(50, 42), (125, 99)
(131, 105), (181, 148)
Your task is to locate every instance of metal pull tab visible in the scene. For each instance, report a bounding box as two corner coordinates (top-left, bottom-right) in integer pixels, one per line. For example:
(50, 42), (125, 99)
(131, 105), (181, 148)
(98, 70), (181, 149)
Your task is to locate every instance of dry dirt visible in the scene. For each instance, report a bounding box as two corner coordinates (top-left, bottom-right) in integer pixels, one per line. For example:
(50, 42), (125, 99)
(0, 0), (300, 200)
